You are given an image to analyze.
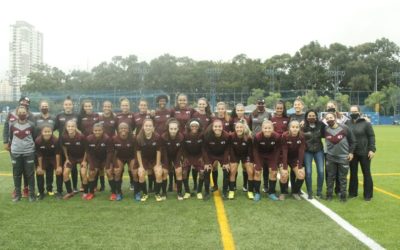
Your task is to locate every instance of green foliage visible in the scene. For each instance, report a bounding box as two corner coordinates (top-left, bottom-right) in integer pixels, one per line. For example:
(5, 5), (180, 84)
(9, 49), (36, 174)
(265, 92), (282, 109)
(335, 93), (351, 111)
(247, 88), (265, 105)
(382, 83), (400, 116)
(365, 91), (386, 114)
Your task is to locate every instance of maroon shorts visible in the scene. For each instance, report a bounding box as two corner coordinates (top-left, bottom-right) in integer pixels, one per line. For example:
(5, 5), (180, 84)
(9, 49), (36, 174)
(207, 154), (228, 166)
(162, 156), (181, 170)
(230, 154), (252, 165)
(134, 158), (165, 170)
(184, 155), (204, 171)
(255, 156), (277, 171)
(65, 158), (84, 169)
(39, 157), (57, 170)
(88, 157), (106, 170)
(114, 158), (134, 169)
(288, 160), (302, 169)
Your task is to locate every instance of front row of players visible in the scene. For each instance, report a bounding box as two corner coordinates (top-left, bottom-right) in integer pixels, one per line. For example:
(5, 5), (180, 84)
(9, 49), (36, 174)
(11, 104), (353, 202)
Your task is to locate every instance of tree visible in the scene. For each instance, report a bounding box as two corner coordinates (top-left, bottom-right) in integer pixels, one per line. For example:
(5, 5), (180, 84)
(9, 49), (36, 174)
(382, 84), (400, 116)
(365, 91), (386, 114)
(264, 92), (281, 109)
(247, 88), (265, 105)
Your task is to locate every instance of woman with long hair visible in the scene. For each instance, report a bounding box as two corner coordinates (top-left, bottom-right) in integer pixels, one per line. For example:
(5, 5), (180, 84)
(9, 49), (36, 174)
(99, 100), (117, 138)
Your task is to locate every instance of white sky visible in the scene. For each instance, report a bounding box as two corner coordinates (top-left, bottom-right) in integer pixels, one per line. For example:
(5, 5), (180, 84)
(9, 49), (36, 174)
(1, 0), (399, 75)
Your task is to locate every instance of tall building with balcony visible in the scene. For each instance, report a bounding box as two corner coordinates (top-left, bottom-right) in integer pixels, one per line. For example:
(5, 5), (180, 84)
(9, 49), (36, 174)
(9, 21), (43, 101)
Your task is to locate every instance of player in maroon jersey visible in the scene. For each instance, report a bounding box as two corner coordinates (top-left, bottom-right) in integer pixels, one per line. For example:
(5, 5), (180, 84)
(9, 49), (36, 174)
(83, 123), (113, 200)
(161, 119), (186, 200)
(213, 102), (232, 132)
(110, 122), (136, 201)
(229, 120), (253, 200)
(253, 120), (281, 201)
(99, 100), (117, 138)
(35, 126), (62, 200)
(78, 100), (99, 136)
(230, 103), (251, 192)
(190, 97), (213, 192)
(61, 120), (87, 200)
(172, 93), (195, 133)
(133, 99), (152, 135)
(281, 120), (306, 200)
(115, 97), (136, 191)
(154, 95), (172, 136)
(182, 119), (205, 200)
(203, 119), (231, 200)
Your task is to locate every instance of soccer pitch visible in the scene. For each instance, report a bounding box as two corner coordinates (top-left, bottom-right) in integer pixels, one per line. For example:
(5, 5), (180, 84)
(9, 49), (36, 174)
(0, 126), (399, 249)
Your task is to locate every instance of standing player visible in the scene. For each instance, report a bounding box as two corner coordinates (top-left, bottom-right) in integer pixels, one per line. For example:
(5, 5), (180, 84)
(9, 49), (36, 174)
(9, 105), (36, 202)
(35, 126), (62, 200)
(324, 112), (356, 202)
(161, 119), (186, 200)
(182, 119), (205, 199)
(154, 94), (172, 136)
(214, 102), (232, 132)
(135, 119), (163, 201)
(281, 120), (306, 200)
(249, 98), (271, 135)
(229, 121), (252, 200)
(61, 120), (87, 200)
(98, 100), (117, 138)
(253, 120), (281, 201)
(84, 123), (113, 200)
(77, 100), (99, 136)
(133, 99), (152, 135)
(110, 122), (136, 201)
(202, 119), (230, 199)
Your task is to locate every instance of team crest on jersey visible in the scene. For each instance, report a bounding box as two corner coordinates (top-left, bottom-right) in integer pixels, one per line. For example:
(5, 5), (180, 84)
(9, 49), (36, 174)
(76, 142), (81, 145)
(101, 143), (106, 147)
(110, 120), (115, 124)
(89, 144), (95, 147)
(64, 142), (71, 145)
(209, 142), (215, 145)
(260, 142), (266, 145)
(197, 139), (203, 143)
(297, 140), (302, 144)
(242, 142), (247, 146)
(233, 142), (238, 145)
(185, 140), (192, 144)
(287, 141), (292, 144)
(283, 121), (288, 124)
(271, 141), (275, 145)
(40, 146), (46, 149)
(221, 141), (226, 144)
(152, 142), (157, 146)
(176, 143), (180, 146)
(115, 144), (122, 147)
(60, 118), (66, 121)
(186, 111), (190, 114)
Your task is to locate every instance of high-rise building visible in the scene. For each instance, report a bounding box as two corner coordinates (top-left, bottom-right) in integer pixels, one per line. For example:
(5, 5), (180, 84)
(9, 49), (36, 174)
(9, 21), (43, 101)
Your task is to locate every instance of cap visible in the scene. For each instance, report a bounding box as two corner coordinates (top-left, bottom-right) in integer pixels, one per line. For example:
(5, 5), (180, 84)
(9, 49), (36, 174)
(19, 96), (30, 104)
(257, 98), (265, 104)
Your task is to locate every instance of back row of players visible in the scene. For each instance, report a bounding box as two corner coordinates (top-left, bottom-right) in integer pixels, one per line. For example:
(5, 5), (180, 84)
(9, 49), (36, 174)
(5, 93), (375, 202)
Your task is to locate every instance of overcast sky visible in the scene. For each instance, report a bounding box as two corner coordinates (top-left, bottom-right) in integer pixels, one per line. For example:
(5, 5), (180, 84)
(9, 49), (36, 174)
(1, 0), (399, 75)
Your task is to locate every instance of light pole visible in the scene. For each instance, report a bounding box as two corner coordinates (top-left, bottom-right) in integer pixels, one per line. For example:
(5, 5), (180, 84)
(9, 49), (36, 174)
(265, 67), (278, 93)
(327, 67), (345, 100)
(375, 66), (379, 92)
(392, 71), (400, 86)
(206, 68), (222, 112)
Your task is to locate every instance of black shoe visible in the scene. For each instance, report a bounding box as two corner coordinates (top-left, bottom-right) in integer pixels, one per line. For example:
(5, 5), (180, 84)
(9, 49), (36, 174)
(100, 186), (105, 192)
(364, 197), (372, 201)
(326, 195), (333, 201)
(29, 195), (36, 202)
(222, 190), (228, 200)
(56, 192), (63, 200)
(12, 195), (21, 202)
(307, 192), (313, 200)
(211, 186), (218, 192)
(203, 193), (210, 201)
(38, 193), (45, 200)
(340, 197), (347, 203)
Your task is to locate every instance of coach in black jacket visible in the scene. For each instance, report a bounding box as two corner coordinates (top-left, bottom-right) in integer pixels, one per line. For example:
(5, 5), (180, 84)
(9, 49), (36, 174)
(345, 105), (376, 201)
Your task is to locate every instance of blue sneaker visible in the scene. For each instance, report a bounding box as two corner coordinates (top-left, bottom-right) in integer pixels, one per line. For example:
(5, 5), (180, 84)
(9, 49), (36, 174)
(268, 193), (279, 201)
(254, 193), (261, 201)
(134, 193), (141, 202)
(116, 194), (123, 201)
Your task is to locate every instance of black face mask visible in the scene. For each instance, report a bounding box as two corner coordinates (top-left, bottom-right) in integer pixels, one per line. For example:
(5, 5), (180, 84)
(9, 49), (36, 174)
(350, 113), (360, 120)
(307, 118), (317, 124)
(327, 120), (335, 127)
(327, 108), (336, 113)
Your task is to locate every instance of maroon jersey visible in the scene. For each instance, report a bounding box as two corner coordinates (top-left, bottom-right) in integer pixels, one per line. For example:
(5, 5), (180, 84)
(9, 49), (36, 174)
(61, 132), (86, 160)
(78, 113), (99, 136)
(113, 134), (136, 160)
(99, 114), (117, 138)
(116, 112), (136, 132)
(183, 132), (203, 157)
(35, 135), (61, 158)
(281, 131), (305, 169)
(253, 131), (281, 170)
(202, 131), (230, 165)
(161, 132), (184, 164)
(173, 107), (195, 133)
(271, 116), (290, 135)
(230, 133), (253, 163)
(133, 112), (152, 135)
(213, 116), (232, 132)
(136, 133), (162, 160)
(230, 116), (251, 131)
(154, 108), (173, 135)
(192, 111), (212, 131)
(86, 134), (113, 166)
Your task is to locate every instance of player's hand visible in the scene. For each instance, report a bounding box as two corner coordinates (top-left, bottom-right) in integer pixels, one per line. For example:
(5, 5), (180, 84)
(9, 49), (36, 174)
(81, 161), (87, 169)
(56, 166), (63, 175)
(348, 153), (354, 161)
(222, 164), (230, 172)
(36, 167), (44, 175)
(3, 143), (10, 151)
(368, 151), (375, 160)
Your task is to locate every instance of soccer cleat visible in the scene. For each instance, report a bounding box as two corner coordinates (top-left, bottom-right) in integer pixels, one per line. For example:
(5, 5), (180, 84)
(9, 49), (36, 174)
(81, 193), (88, 200)
(308, 192), (313, 200)
(268, 193), (279, 201)
(12, 195), (21, 202)
(38, 193), (45, 200)
(79, 187), (84, 192)
(161, 194), (167, 200)
(73, 189), (79, 194)
(63, 192), (74, 200)
(116, 194), (123, 201)
(278, 194), (286, 201)
(140, 194), (148, 202)
(109, 193), (117, 201)
(222, 191), (228, 200)
(247, 192), (254, 200)
(129, 183), (134, 191)
(197, 193), (203, 200)
(47, 191), (55, 196)
(228, 191), (235, 200)
(326, 195), (333, 201)
(242, 186), (248, 192)
(134, 193), (142, 202)
(155, 194), (163, 202)
(254, 193), (261, 201)
(56, 192), (63, 200)
(211, 186), (218, 192)
(22, 187), (29, 198)
(177, 195), (184, 201)
(183, 193), (191, 199)
(29, 195), (36, 202)
(85, 193), (95, 200)
(292, 193), (302, 201)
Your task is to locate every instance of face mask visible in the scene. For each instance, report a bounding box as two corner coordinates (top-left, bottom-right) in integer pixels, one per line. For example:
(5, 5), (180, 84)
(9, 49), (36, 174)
(41, 108), (49, 114)
(327, 108), (336, 113)
(327, 120), (335, 127)
(307, 118), (317, 124)
(18, 114), (27, 121)
(350, 113), (360, 120)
